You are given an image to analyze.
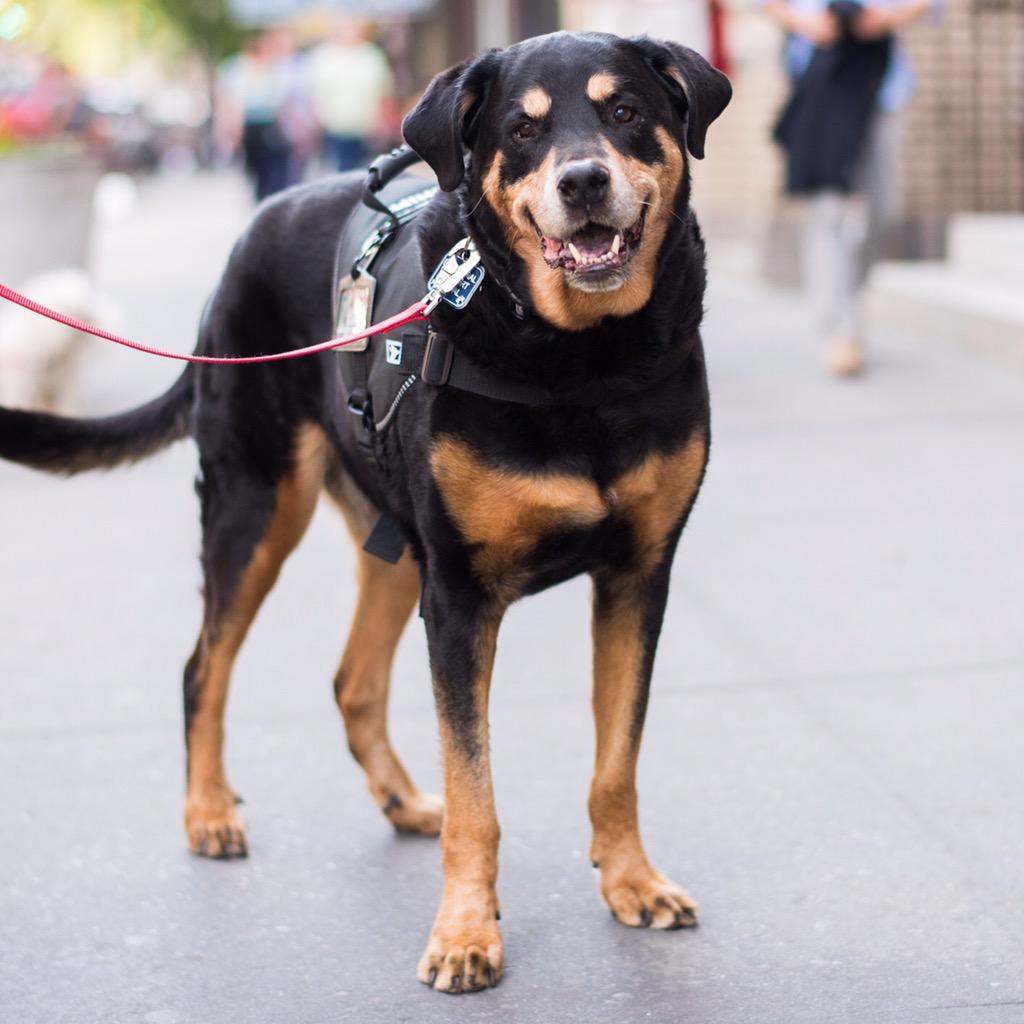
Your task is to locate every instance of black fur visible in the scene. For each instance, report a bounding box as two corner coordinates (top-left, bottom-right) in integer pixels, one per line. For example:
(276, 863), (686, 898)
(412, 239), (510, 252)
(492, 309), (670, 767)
(0, 365), (192, 473)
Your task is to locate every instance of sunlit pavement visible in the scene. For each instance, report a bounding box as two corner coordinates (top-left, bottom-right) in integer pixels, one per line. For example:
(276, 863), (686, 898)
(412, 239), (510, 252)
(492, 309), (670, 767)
(2, 171), (1023, 1024)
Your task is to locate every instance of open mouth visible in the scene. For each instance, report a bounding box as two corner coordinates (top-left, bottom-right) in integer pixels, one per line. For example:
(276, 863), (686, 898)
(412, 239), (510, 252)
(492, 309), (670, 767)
(537, 211), (646, 276)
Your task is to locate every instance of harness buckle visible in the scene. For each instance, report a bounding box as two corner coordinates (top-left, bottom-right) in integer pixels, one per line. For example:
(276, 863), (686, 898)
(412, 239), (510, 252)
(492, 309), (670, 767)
(347, 387), (371, 416)
(420, 330), (454, 386)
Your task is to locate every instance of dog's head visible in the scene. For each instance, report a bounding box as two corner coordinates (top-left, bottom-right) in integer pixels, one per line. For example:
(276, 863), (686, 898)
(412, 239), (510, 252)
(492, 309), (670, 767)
(403, 32), (731, 330)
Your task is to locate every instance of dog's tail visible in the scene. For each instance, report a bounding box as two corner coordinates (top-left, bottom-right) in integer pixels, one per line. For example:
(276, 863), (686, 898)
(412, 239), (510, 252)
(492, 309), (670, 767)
(0, 366), (193, 475)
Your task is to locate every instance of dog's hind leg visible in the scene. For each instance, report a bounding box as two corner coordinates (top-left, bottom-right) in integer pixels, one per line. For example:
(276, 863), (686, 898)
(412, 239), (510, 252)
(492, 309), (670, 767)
(327, 474), (443, 834)
(334, 548), (443, 834)
(183, 423), (327, 858)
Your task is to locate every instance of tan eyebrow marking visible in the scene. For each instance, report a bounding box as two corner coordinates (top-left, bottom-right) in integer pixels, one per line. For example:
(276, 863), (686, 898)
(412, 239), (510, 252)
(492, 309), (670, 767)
(586, 73), (619, 103)
(520, 87), (552, 119)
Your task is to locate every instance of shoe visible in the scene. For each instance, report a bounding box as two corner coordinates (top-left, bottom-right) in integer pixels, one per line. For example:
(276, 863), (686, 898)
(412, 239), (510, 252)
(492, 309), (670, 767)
(825, 336), (865, 378)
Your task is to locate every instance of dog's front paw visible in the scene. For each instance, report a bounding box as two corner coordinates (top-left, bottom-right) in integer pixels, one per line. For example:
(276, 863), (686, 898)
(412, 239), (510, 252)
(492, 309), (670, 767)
(185, 791), (248, 859)
(417, 916), (503, 994)
(599, 863), (698, 929)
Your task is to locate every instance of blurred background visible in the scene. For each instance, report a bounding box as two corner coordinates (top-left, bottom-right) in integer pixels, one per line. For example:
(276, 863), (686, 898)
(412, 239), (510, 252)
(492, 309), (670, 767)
(1, 0), (1021, 405)
(2, 0), (1021, 362)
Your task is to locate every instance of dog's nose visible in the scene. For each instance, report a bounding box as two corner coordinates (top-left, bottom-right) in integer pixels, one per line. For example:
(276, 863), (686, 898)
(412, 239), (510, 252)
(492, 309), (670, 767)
(557, 161), (610, 208)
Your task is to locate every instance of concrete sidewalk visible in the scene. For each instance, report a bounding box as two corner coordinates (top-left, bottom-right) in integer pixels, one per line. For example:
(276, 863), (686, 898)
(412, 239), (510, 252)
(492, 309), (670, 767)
(1, 173), (1022, 1024)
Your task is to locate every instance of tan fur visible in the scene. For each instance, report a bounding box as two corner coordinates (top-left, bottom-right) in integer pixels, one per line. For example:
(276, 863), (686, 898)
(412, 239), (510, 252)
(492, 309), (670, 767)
(332, 548), (443, 834)
(587, 431), (708, 813)
(520, 86), (552, 119)
(185, 424), (327, 856)
(430, 433), (606, 591)
(589, 592), (646, 861)
(611, 428), (707, 571)
(586, 72), (619, 102)
(588, 585), (699, 928)
(582, 432), (706, 927)
(588, 476), (702, 932)
(431, 430), (706, 592)
(482, 126), (685, 332)
(324, 457), (443, 835)
(417, 617), (504, 992)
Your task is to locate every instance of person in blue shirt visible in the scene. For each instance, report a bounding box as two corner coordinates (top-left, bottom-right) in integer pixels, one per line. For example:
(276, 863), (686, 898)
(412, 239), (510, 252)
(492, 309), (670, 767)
(763, 0), (935, 376)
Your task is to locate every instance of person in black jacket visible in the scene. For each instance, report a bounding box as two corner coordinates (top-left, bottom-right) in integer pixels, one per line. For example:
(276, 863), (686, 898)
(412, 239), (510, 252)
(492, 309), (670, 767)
(764, 0), (934, 376)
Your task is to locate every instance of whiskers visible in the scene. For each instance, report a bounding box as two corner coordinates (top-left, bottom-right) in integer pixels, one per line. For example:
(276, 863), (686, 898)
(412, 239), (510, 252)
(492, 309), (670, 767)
(465, 185), (493, 219)
(639, 198), (688, 230)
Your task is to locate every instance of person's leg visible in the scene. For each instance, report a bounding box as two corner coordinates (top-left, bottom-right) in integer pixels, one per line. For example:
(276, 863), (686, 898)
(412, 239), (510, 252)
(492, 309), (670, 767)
(331, 134), (365, 172)
(240, 122), (263, 198)
(821, 110), (903, 376)
(835, 192), (869, 338)
(804, 191), (848, 337)
(860, 110), (903, 286)
(261, 148), (292, 199)
(805, 185), (869, 376)
(320, 134), (339, 173)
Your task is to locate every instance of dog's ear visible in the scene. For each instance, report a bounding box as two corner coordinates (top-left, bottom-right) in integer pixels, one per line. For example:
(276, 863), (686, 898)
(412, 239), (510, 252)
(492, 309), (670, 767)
(629, 37), (732, 159)
(402, 52), (499, 191)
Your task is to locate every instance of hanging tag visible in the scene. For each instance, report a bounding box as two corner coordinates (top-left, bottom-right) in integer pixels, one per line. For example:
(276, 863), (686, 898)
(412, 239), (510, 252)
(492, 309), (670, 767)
(426, 242), (485, 312)
(334, 271), (377, 352)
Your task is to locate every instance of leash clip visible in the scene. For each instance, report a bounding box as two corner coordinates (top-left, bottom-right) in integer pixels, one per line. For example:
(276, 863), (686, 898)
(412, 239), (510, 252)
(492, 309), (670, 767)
(423, 237), (485, 315)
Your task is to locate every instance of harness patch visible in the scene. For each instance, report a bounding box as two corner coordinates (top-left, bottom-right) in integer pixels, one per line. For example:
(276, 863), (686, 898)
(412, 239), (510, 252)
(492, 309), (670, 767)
(334, 272), (377, 352)
(385, 339), (403, 366)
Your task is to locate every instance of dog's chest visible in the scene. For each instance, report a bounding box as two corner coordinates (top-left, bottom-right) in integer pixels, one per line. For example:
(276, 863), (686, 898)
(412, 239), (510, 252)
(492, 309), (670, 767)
(430, 432), (706, 588)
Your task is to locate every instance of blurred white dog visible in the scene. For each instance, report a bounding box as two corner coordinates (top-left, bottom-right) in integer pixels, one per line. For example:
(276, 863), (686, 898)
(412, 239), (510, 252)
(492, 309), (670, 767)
(0, 268), (118, 413)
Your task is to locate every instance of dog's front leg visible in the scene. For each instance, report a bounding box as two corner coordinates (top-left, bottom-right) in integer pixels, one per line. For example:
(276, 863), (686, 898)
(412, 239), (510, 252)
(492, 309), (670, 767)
(588, 559), (699, 930)
(417, 581), (503, 993)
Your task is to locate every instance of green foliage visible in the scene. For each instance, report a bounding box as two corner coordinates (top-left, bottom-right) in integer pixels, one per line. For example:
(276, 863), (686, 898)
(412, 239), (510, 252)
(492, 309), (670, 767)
(23, 0), (248, 73)
(145, 0), (248, 65)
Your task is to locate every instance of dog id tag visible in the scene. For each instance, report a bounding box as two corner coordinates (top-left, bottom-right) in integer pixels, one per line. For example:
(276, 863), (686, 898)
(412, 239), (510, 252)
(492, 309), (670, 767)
(334, 271), (377, 353)
(427, 246), (485, 311)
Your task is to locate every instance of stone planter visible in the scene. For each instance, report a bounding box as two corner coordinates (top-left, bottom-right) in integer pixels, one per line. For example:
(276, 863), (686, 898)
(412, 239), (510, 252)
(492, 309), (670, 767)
(0, 148), (101, 284)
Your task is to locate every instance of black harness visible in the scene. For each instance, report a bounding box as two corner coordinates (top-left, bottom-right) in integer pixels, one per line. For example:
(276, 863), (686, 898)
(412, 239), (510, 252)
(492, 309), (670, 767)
(331, 149), (690, 565)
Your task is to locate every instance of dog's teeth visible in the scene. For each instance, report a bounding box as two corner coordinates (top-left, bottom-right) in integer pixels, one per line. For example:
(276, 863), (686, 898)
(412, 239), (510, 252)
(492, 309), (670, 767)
(611, 234), (621, 255)
(568, 242), (582, 262)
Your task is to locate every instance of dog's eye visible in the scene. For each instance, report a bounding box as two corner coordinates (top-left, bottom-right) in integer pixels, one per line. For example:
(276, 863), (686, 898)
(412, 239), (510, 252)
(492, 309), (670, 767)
(512, 121), (538, 142)
(612, 104), (636, 124)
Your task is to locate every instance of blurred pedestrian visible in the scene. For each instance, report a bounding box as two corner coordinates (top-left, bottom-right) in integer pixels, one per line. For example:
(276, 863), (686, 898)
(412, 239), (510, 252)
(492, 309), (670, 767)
(306, 18), (395, 173)
(217, 30), (311, 201)
(764, 0), (935, 376)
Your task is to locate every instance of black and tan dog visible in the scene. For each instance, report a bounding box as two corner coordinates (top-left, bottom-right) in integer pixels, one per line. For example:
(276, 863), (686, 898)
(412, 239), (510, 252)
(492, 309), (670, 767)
(0, 32), (730, 993)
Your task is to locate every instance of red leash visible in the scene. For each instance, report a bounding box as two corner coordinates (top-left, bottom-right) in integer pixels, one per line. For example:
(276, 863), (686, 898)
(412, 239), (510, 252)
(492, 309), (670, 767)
(0, 281), (429, 366)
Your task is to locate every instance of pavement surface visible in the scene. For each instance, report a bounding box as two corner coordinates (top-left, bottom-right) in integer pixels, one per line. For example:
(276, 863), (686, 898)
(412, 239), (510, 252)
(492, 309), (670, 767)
(1, 172), (1023, 1024)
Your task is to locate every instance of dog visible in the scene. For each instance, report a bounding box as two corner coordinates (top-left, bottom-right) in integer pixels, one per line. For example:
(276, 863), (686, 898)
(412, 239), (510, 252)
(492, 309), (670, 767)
(0, 268), (118, 413)
(0, 32), (730, 993)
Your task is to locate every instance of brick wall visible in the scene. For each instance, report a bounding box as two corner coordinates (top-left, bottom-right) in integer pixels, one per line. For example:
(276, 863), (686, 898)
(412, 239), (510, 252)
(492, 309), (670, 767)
(697, 1), (1024, 270)
(902, 0), (1024, 217)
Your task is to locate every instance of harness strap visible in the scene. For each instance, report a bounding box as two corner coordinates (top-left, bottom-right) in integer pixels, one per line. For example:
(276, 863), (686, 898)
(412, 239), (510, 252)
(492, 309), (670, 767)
(386, 330), (615, 407)
(362, 147), (427, 230)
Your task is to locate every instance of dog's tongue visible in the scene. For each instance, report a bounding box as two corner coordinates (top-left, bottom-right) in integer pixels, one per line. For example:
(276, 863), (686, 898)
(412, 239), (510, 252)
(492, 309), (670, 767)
(542, 223), (621, 264)
(542, 236), (563, 260)
(572, 223), (616, 257)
